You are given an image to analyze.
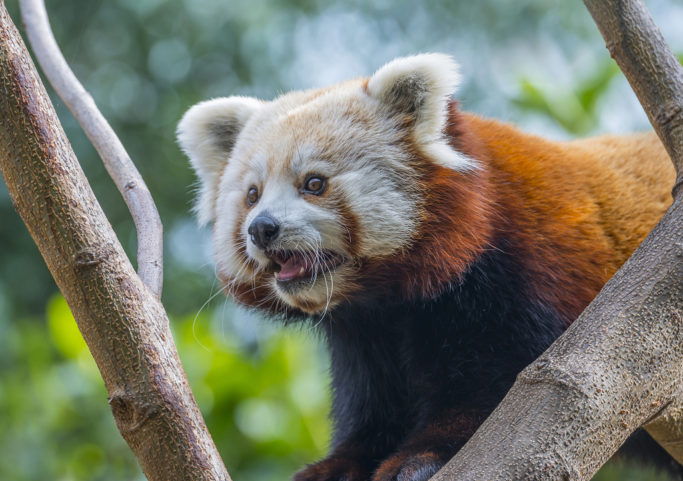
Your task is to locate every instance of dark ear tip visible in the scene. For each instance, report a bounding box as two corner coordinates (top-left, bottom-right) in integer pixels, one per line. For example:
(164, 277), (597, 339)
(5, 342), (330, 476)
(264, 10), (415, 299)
(386, 73), (430, 115)
(209, 118), (241, 152)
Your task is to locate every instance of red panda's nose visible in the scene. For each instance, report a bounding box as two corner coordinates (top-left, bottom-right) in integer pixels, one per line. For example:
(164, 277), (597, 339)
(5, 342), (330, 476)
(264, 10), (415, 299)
(248, 214), (280, 249)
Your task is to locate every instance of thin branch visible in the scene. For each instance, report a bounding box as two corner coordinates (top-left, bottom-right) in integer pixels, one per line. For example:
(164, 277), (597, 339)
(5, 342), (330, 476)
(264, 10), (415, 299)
(18, 0), (163, 297)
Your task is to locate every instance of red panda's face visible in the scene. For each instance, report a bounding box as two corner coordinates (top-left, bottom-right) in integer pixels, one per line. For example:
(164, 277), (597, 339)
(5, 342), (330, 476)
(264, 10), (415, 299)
(178, 54), (478, 315)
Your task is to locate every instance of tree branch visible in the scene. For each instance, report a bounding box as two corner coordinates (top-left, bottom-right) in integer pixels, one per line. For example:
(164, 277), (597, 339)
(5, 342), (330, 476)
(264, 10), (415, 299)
(0, 3), (229, 479)
(581, 0), (683, 467)
(645, 394), (683, 464)
(431, 0), (683, 479)
(433, 202), (682, 480)
(18, 0), (164, 297)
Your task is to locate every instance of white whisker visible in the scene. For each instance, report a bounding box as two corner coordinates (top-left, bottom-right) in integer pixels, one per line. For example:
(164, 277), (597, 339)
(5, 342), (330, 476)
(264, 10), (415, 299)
(192, 282), (230, 352)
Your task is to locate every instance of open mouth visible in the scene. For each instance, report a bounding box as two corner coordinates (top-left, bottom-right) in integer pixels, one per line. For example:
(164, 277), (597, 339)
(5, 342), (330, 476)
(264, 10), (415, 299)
(266, 249), (345, 284)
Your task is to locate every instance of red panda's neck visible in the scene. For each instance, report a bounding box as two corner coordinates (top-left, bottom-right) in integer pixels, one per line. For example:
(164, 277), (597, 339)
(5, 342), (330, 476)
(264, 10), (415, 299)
(355, 104), (496, 301)
(396, 104), (496, 300)
(365, 104), (611, 326)
(453, 109), (616, 324)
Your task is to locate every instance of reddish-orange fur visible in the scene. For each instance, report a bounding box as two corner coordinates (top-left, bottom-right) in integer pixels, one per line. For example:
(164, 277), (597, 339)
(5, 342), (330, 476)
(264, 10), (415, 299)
(368, 101), (674, 323)
(181, 55), (679, 481)
(227, 102), (674, 323)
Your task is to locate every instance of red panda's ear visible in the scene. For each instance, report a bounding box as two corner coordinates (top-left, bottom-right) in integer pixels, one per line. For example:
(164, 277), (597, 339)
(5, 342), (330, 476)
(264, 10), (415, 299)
(367, 54), (459, 123)
(367, 54), (476, 171)
(177, 96), (262, 224)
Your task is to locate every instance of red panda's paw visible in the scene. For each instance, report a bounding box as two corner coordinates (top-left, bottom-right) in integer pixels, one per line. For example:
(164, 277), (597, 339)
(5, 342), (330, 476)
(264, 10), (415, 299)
(293, 455), (372, 481)
(372, 451), (445, 481)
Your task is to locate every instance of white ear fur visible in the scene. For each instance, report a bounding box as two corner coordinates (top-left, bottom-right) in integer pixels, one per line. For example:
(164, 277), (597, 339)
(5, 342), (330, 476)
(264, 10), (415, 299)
(367, 54), (476, 171)
(177, 97), (261, 224)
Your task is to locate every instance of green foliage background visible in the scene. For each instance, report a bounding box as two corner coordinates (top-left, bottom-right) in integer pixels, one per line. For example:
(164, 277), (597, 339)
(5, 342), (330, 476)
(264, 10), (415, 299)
(0, 0), (682, 480)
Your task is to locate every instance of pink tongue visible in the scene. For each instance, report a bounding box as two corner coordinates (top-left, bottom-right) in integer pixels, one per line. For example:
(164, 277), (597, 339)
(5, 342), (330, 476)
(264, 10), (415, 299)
(276, 257), (308, 282)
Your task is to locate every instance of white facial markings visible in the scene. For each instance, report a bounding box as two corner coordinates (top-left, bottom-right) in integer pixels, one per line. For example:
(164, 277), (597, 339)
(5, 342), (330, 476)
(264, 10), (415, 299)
(289, 143), (325, 176)
(209, 85), (426, 312)
(179, 54), (478, 314)
(251, 177), (351, 311)
(333, 167), (418, 257)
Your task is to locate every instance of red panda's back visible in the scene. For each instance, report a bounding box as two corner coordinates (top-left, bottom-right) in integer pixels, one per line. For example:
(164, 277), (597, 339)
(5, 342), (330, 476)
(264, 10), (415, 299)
(458, 114), (674, 323)
(568, 132), (675, 264)
(464, 114), (674, 275)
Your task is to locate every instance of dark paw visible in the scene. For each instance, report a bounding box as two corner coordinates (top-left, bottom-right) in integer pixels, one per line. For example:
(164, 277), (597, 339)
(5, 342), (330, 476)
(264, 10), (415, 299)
(293, 455), (371, 481)
(373, 452), (445, 481)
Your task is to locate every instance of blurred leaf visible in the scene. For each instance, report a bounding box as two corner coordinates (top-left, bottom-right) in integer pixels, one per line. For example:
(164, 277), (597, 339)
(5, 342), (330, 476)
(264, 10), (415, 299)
(513, 61), (619, 135)
(576, 61), (620, 112)
(46, 293), (88, 360)
(69, 444), (107, 480)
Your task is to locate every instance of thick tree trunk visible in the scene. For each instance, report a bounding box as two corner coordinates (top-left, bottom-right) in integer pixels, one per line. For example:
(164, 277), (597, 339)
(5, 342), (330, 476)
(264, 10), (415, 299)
(432, 1), (683, 479)
(583, 0), (683, 464)
(0, 3), (230, 480)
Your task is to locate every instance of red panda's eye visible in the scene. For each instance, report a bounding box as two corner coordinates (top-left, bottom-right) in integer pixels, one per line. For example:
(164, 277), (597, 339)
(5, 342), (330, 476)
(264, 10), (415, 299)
(246, 187), (259, 206)
(303, 176), (326, 195)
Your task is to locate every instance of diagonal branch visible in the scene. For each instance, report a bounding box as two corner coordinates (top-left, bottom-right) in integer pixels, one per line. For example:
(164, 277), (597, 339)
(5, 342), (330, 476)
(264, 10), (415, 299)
(432, 200), (683, 480)
(430, 0), (683, 479)
(583, 0), (683, 466)
(0, 3), (228, 480)
(18, 0), (163, 297)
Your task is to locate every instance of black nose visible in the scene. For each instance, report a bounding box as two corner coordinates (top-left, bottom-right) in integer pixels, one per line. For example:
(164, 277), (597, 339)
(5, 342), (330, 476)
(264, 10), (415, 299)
(248, 214), (280, 249)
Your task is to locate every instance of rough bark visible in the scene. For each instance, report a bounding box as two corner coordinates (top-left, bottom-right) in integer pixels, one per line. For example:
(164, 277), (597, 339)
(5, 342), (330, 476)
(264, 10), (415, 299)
(2, 0), (681, 477)
(584, 0), (683, 463)
(19, 0), (164, 297)
(432, 1), (683, 479)
(645, 396), (683, 464)
(432, 203), (682, 480)
(0, 3), (230, 480)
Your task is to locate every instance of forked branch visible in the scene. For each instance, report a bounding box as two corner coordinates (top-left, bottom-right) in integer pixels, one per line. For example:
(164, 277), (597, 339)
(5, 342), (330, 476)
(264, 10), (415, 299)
(0, 3), (228, 480)
(18, 0), (163, 297)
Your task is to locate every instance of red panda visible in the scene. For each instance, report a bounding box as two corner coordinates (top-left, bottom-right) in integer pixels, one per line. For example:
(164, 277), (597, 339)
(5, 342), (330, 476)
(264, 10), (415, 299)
(177, 54), (677, 481)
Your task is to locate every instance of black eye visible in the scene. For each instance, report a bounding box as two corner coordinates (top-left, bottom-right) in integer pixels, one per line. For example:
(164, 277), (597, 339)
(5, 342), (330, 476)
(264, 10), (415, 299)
(246, 187), (259, 206)
(303, 175), (326, 195)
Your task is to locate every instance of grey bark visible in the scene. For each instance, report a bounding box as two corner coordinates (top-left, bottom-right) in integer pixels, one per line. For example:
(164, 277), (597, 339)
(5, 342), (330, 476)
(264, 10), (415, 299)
(585, 0), (683, 176)
(432, 1), (683, 479)
(645, 396), (683, 465)
(0, 3), (230, 480)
